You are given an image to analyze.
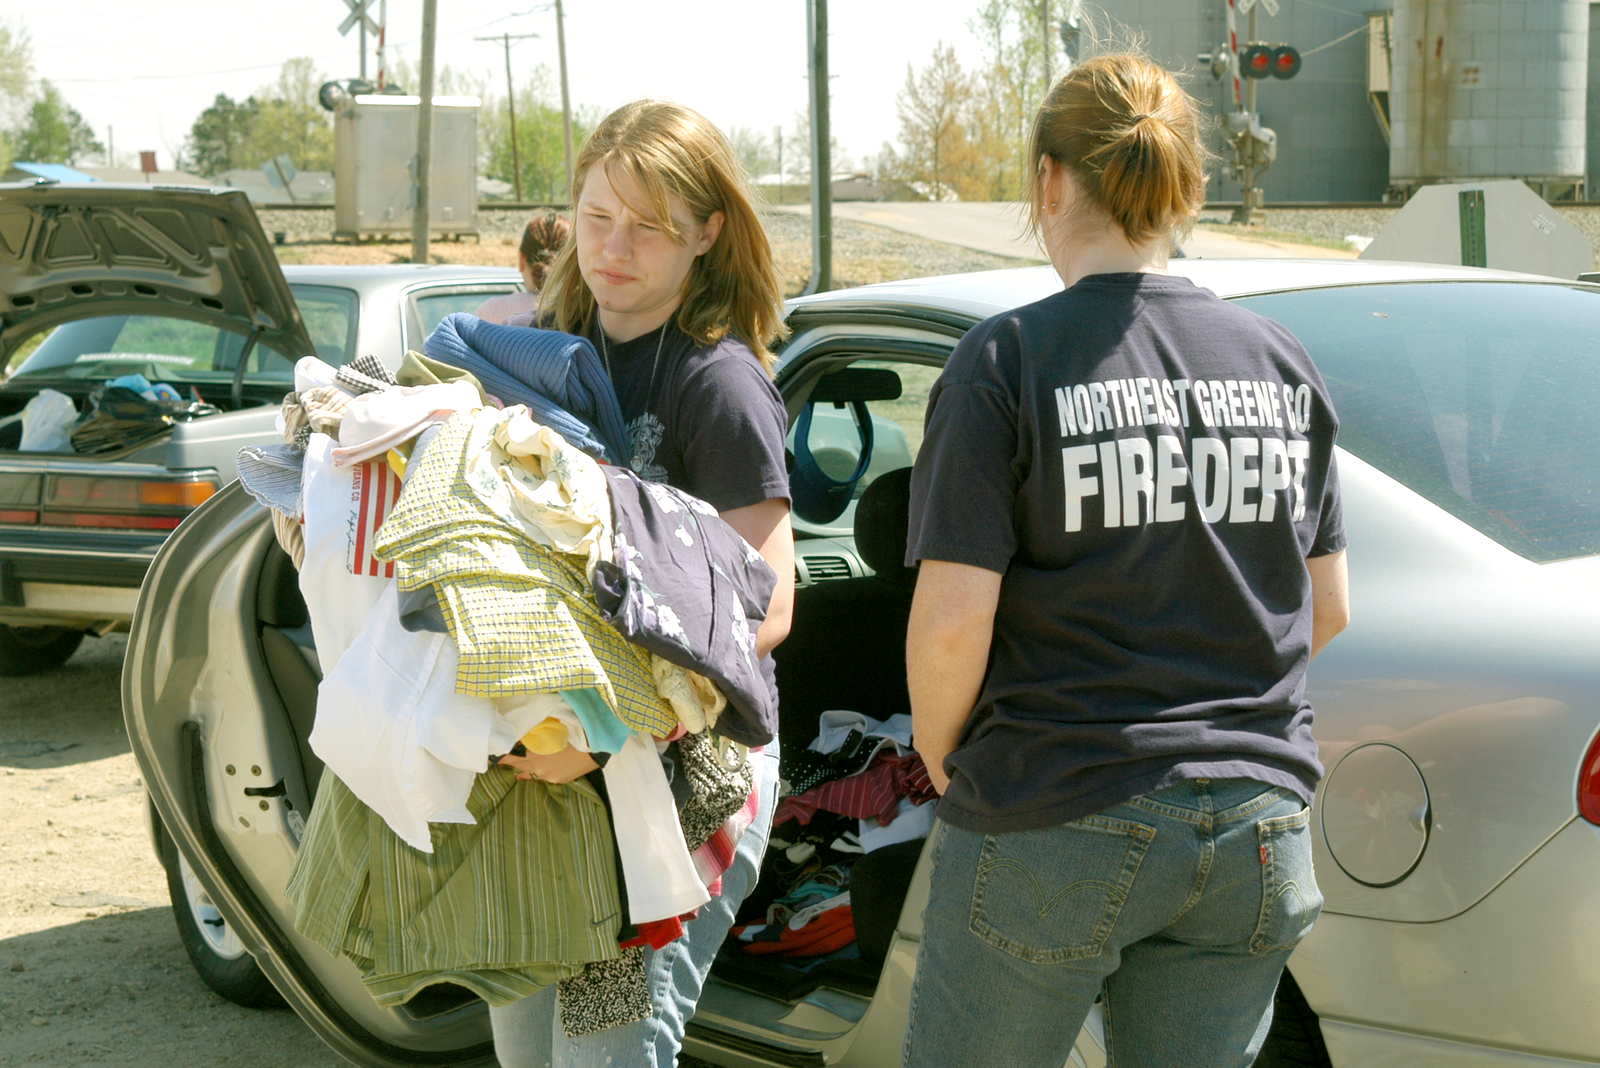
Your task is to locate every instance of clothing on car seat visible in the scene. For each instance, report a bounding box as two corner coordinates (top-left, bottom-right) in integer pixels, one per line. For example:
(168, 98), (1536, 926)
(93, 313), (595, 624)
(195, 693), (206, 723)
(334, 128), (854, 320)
(773, 750), (936, 828)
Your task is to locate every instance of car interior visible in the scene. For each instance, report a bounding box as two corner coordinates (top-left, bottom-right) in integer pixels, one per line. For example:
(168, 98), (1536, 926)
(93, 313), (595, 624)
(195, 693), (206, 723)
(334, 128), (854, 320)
(242, 352), (942, 1030)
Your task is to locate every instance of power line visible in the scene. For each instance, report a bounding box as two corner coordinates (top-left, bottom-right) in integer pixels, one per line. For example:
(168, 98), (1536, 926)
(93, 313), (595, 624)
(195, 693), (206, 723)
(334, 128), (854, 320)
(51, 9), (549, 86)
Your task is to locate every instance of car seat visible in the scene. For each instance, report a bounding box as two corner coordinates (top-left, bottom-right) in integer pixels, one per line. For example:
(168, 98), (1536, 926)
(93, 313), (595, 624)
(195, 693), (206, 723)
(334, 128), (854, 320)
(774, 467), (916, 759)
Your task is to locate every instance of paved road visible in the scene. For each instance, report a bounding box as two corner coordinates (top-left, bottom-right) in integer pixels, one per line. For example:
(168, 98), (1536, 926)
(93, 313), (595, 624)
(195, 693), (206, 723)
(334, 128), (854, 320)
(771, 201), (1356, 262)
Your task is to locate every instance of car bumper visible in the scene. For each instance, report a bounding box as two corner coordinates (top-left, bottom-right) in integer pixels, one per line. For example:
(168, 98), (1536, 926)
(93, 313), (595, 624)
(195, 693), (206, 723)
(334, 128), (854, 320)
(1296, 818), (1600, 1065)
(0, 527), (162, 625)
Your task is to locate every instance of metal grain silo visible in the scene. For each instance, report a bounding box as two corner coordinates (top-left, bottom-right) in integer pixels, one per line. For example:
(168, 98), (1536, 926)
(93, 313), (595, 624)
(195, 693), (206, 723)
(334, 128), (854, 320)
(1390, 0), (1588, 199)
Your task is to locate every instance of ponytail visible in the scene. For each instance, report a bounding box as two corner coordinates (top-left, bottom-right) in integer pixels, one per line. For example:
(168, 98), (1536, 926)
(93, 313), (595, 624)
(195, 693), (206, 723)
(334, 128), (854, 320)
(1029, 55), (1208, 245)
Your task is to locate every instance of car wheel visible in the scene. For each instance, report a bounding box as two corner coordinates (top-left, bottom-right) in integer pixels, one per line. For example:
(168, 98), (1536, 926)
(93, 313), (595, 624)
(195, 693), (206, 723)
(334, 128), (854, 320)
(1256, 969), (1333, 1068)
(163, 835), (285, 1008)
(0, 624), (84, 676)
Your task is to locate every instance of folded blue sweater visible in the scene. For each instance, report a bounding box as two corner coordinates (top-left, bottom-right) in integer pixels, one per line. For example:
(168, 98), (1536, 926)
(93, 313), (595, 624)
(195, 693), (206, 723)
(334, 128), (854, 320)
(424, 313), (630, 465)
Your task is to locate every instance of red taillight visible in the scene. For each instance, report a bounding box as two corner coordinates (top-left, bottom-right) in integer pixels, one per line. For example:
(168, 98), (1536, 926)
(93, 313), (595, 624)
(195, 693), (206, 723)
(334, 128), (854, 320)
(1579, 730), (1600, 824)
(0, 509), (38, 524)
(37, 474), (217, 530)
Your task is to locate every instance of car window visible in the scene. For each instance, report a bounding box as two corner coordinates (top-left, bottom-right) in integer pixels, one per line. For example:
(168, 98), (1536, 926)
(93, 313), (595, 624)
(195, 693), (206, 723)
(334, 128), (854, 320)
(413, 286), (521, 339)
(788, 357), (943, 538)
(1235, 281), (1600, 562)
(9, 284), (359, 383)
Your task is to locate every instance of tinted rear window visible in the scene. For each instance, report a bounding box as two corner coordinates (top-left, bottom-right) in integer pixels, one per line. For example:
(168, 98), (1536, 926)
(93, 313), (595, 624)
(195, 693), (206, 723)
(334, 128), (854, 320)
(1236, 281), (1600, 562)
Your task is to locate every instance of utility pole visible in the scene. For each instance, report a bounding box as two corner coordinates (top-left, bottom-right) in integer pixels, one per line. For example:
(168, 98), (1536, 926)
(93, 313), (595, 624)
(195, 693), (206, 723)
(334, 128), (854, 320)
(411, 0), (437, 264)
(775, 126), (783, 205)
(555, 0), (575, 202)
(1042, 0), (1052, 93)
(477, 31), (538, 202)
(801, 0), (831, 295)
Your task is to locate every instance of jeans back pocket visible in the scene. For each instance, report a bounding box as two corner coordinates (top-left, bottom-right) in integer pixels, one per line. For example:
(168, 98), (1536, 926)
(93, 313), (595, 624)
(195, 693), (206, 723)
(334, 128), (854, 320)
(1250, 805), (1323, 954)
(969, 815), (1154, 964)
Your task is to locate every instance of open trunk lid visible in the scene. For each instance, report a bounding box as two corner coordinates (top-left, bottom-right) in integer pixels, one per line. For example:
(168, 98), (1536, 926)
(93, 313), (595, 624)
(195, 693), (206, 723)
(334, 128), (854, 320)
(0, 181), (314, 366)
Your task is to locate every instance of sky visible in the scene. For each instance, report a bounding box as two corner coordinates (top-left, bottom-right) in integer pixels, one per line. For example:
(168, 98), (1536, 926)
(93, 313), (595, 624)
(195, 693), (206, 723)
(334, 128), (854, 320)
(15, 0), (996, 173)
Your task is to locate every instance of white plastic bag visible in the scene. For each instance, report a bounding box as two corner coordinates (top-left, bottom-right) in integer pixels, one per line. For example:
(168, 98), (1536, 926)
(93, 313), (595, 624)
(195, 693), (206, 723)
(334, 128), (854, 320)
(18, 389), (77, 452)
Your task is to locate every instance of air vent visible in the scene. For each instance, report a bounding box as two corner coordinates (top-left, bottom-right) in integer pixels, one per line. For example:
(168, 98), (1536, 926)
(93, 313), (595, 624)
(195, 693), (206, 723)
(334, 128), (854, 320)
(802, 555), (852, 582)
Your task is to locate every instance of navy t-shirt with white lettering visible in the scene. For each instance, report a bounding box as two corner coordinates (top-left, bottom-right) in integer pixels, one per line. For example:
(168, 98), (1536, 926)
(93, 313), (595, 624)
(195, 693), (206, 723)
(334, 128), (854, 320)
(906, 272), (1344, 835)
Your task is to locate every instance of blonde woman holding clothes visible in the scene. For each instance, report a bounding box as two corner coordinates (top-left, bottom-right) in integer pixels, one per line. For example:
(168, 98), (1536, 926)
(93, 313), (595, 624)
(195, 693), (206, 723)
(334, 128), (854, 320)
(902, 55), (1349, 1068)
(489, 99), (793, 1068)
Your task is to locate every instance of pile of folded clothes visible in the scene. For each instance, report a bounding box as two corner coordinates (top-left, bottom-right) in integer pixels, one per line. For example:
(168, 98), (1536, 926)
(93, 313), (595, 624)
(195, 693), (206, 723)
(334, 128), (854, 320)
(730, 712), (936, 965)
(236, 314), (777, 1038)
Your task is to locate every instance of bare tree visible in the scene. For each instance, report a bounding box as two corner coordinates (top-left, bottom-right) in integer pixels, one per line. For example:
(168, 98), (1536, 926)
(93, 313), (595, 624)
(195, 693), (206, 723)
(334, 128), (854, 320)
(893, 42), (976, 201)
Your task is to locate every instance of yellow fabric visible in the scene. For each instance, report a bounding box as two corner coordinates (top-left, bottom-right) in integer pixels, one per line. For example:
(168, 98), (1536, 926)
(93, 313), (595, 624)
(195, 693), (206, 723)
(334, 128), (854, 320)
(475, 409), (613, 577)
(652, 657), (727, 735)
(374, 409), (677, 737)
(521, 716), (570, 755)
(386, 445), (409, 481)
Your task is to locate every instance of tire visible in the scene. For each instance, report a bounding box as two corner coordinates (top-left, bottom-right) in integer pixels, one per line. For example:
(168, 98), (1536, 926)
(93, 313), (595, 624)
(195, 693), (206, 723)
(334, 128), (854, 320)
(159, 818), (285, 1009)
(0, 624), (84, 676)
(1256, 969), (1333, 1068)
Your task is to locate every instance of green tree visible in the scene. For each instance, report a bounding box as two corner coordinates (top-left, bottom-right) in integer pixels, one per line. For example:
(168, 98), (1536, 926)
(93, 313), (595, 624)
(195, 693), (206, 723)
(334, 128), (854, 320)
(479, 65), (587, 203)
(13, 81), (103, 165)
(248, 57), (333, 172)
(179, 57), (335, 178)
(182, 94), (260, 178)
(0, 19), (35, 174)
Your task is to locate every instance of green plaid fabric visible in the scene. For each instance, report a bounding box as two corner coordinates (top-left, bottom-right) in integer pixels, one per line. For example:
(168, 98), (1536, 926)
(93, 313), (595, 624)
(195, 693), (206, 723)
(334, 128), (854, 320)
(286, 766), (621, 1008)
(374, 409), (675, 737)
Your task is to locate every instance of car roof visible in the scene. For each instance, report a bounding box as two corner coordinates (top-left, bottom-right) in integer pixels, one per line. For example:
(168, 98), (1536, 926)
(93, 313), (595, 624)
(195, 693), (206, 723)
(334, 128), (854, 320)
(786, 258), (1592, 324)
(279, 263), (521, 288)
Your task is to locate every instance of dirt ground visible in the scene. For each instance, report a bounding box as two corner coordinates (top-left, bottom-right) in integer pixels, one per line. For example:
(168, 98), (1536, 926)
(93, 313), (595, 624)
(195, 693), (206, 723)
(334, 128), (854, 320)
(0, 634), (348, 1068)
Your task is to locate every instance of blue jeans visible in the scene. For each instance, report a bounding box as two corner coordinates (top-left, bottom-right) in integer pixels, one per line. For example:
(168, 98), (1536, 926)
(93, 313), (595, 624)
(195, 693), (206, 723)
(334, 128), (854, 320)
(489, 745), (781, 1068)
(903, 778), (1321, 1068)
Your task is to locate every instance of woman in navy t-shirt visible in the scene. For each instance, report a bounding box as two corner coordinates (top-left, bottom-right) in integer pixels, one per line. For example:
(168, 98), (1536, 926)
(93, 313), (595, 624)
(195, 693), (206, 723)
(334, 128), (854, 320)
(902, 54), (1349, 1068)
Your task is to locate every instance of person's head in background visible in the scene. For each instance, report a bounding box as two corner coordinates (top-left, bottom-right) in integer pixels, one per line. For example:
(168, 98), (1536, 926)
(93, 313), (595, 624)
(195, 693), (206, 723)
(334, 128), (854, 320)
(1028, 53), (1208, 285)
(518, 213), (571, 292)
(538, 99), (787, 373)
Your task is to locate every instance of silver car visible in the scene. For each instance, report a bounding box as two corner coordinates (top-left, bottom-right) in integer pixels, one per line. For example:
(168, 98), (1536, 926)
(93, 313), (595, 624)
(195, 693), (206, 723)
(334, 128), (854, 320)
(124, 258), (1600, 1068)
(0, 181), (521, 675)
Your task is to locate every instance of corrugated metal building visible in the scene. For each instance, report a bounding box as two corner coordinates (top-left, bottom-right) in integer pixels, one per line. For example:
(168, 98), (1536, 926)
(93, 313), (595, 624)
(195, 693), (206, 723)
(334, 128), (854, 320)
(1090, 0), (1393, 202)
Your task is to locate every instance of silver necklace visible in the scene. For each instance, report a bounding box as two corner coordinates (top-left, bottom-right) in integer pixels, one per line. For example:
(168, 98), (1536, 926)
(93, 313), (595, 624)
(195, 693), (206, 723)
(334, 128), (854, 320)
(598, 321), (669, 397)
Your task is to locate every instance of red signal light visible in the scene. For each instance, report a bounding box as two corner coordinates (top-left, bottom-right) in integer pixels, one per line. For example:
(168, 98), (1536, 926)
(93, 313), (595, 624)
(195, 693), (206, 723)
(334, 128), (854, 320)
(1271, 45), (1302, 80)
(1242, 44), (1273, 78)
(1580, 728), (1600, 824)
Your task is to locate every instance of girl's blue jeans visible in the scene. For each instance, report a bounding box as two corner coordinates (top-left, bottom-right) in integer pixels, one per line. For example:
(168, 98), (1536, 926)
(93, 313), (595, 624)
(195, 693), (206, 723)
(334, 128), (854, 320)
(903, 777), (1322, 1068)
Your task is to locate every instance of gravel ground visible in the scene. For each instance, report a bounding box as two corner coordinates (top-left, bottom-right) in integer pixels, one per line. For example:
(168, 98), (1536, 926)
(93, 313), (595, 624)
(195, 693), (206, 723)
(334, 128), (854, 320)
(1197, 204), (1600, 270)
(256, 207), (1034, 294)
(0, 635), (348, 1068)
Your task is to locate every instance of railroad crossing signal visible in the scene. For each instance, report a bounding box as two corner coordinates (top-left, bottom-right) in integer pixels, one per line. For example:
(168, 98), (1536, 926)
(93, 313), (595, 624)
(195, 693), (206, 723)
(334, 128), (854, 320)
(339, 0), (379, 37)
(1240, 44), (1300, 79)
